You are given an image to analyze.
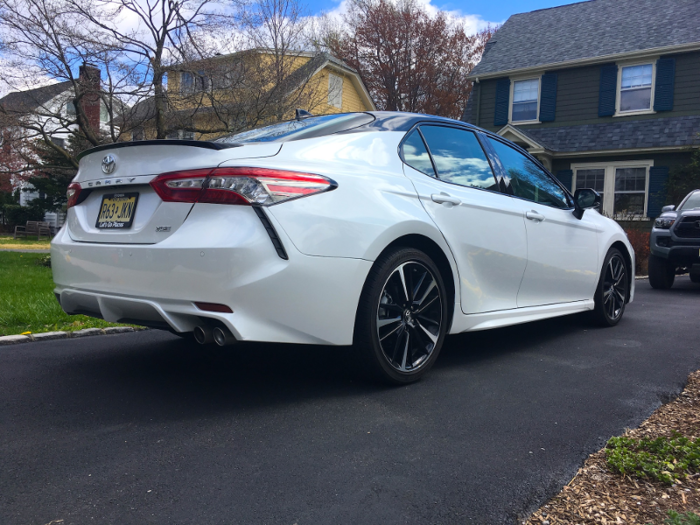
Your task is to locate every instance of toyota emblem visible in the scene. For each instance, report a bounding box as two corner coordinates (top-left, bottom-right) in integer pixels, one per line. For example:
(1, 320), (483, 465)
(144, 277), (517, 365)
(101, 154), (116, 174)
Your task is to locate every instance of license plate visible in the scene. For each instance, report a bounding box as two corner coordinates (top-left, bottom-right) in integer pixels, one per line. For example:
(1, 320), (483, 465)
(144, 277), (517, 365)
(96, 193), (139, 229)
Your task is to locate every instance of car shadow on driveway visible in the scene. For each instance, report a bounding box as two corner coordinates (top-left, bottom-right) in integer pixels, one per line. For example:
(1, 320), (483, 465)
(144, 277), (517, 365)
(5, 309), (601, 432)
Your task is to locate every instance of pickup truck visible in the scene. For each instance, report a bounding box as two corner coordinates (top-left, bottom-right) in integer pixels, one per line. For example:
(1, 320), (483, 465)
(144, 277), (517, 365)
(649, 189), (700, 289)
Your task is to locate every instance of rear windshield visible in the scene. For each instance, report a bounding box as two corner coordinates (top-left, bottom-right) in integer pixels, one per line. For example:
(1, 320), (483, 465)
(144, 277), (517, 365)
(214, 113), (375, 144)
(680, 192), (700, 210)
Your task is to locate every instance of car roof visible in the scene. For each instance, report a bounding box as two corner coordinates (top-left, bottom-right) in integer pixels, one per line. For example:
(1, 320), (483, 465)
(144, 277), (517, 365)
(360, 111), (481, 133)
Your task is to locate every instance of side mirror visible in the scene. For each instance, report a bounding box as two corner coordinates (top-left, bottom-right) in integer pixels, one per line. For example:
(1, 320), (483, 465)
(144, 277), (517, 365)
(573, 188), (601, 220)
(661, 204), (676, 213)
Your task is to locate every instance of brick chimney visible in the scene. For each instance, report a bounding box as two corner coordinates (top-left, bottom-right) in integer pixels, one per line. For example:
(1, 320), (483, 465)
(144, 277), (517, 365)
(78, 63), (101, 132)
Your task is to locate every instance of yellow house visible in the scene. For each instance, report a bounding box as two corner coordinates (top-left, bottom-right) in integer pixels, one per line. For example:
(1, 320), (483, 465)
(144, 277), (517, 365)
(127, 50), (376, 141)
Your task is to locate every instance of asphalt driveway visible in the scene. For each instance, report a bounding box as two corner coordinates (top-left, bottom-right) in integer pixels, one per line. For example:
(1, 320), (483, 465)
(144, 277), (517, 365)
(1, 277), (699, 524)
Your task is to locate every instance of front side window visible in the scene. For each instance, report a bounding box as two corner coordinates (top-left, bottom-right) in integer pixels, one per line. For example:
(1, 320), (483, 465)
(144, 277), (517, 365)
(488, 137), (569, 209)
(400, 129), (435, 177)
(614, 167), (646, 217)
(619, 64), (653, 112)
(512, 79), (539, 122)
(575, 168), (605, 210)
(419, 126), (497, 190)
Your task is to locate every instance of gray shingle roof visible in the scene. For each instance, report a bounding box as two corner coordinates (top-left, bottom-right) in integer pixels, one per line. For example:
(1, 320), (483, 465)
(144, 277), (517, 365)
(0, 81), (72, 113)
(521, 116), (700, 153)
(470, 0), (700, 78)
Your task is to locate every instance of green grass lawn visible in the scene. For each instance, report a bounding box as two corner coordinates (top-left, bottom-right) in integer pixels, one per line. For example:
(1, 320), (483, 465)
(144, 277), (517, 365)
(0, 235), (52, 250)
(0, 251), (135, 336)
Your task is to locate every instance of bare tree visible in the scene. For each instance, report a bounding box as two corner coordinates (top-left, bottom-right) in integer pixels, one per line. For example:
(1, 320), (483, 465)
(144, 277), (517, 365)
(319, 0), (496, 120)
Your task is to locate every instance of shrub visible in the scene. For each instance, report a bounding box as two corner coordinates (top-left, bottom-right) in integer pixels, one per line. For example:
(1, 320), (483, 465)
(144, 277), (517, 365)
(606, 432), (700, 485)
(667, 149), (700, 206)
(3, 204), (44, 227)
(624, 228), (650, 275)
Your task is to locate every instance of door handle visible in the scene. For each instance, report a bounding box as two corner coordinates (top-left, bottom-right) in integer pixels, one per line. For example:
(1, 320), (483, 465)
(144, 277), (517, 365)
(431, 193), (461, 206)
(526, 210), (546, 222)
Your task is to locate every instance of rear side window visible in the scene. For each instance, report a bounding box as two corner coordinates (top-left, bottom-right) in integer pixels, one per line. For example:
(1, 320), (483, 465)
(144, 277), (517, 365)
(487, 137), (570, 209)
(418, 126), (497, 190)
(400, 129), (436, 176)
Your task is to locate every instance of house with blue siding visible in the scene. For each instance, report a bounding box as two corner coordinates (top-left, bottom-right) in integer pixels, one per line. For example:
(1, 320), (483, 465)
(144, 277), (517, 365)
(463, 0), (700, 219)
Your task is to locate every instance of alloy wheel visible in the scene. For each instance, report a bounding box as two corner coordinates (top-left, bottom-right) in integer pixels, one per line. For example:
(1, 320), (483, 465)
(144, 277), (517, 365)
(602, 254), (627, 321)
(376, 261), (443, 372)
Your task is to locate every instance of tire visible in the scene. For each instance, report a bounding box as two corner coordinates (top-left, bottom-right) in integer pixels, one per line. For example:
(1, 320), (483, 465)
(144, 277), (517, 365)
(354, 247), (449, 385)
(592, 248), (630, 327)
(648, 254), (675, 289)
(689, 266), (700, 284)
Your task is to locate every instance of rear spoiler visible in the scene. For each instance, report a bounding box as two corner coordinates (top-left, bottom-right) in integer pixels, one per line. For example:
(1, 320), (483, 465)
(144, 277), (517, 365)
(77, 139), (241, 161)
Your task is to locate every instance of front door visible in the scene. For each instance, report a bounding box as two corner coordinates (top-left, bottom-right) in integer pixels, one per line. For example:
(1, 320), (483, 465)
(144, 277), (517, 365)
(485, 136), (600, 307)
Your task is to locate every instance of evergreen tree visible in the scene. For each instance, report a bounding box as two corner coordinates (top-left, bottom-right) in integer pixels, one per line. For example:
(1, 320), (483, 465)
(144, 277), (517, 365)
(24, 134), (91, 216)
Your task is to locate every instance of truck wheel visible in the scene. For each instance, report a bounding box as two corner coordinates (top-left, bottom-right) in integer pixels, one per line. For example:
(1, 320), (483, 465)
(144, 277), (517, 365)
(690, 265), (700, 284)
(648, 254), (675, 289)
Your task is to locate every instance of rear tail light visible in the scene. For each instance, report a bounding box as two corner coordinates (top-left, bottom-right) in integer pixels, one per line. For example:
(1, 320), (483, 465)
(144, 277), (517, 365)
(66, 182), (82, 209)
(150, 167), (335, 206)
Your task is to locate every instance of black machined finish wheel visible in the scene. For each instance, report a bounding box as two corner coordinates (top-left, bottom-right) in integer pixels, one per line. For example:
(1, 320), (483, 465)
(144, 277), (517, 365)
(376, 261), (443, 373)
(592, 248), (629, 327)
(355, 247), (449, 385)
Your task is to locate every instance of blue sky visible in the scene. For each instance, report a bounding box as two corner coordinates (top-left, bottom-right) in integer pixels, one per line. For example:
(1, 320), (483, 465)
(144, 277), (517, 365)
(308, 0), (581, 28)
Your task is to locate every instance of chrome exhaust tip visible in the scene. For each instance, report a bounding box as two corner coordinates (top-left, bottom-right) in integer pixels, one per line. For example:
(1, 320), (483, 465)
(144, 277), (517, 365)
(193, 325), (214, 345)
(213, 326), (236, 347)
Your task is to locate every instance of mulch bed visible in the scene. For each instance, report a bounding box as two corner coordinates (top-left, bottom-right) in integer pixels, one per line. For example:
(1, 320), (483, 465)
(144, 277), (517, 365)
(524, 371), (700, 525)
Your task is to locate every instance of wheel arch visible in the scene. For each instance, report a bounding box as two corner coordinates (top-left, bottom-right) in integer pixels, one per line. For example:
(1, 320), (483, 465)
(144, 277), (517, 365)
(356, 233), (458, 337)
(609, 240), (634, 303)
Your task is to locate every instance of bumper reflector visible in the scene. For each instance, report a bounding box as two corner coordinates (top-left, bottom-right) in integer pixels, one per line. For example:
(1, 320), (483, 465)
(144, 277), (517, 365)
(194, 302), (233, 313)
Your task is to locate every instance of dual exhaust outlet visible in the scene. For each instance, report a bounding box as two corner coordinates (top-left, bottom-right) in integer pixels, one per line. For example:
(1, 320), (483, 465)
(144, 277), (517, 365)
(193, 324), (236, 347)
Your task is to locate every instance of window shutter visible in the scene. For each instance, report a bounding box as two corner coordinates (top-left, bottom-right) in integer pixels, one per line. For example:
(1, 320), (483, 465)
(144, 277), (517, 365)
(555, 169), (573, 191)
(653, 58), (675, 112)
(494, 78), (510, 126)
(647, 166), (669, 218)
(598, 64), (618, 117)
(539, 73), (557, 122)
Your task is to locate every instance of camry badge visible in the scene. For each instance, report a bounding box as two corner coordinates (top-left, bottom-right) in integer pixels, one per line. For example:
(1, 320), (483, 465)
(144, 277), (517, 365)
(102, 154), (116, 174)
(155, 226), (171, 232)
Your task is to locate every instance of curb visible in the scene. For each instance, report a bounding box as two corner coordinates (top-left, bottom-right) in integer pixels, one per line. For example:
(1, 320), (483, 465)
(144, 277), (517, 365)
(0, 326), (140, 346)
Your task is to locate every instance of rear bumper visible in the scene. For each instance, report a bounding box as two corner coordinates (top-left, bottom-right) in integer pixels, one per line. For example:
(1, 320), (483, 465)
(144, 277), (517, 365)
(51, 205), (372, 345)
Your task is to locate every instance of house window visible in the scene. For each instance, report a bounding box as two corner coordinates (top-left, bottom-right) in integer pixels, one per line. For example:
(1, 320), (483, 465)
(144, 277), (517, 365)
(195, 71), (209, 92)
(572, 161), (652, 219)
(511, 79), (539, 122)
(614, 167), (647, 217)
(51, 137), (65, 148)
(167, 130), (196, 140)
(328, 73), (343, 109)
(181, 72), (194, 94)
(66, 101), (76, 116)
(575, 168), (605, 211)
(618, 64), (653, 113)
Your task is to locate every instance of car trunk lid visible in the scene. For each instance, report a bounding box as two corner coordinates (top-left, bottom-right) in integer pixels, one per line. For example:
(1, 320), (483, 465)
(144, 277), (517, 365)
(66, 141), (281, 244)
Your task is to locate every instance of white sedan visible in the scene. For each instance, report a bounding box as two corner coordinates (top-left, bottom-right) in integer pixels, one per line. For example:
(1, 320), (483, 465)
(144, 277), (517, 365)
(52, 112), (634, 384)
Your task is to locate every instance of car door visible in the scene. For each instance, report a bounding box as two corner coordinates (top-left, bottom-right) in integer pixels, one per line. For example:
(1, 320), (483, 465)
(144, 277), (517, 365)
(400, 125), (528, 314)
(484, 136), (601, 307)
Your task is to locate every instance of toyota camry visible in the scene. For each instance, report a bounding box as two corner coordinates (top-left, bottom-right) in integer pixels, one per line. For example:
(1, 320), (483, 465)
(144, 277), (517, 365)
(51, 111), (635, 384)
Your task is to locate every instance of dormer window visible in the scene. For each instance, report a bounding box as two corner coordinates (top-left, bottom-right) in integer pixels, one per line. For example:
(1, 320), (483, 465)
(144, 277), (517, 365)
(619, 64), (653, 112)
(511, 78), (539, 123)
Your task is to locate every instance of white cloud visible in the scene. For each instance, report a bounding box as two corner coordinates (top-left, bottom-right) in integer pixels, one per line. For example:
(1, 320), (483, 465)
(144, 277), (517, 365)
(315, 0), (500, 35)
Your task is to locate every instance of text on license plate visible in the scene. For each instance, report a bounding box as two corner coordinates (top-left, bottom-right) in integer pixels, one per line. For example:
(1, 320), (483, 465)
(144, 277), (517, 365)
(96, 193), (139, 229)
